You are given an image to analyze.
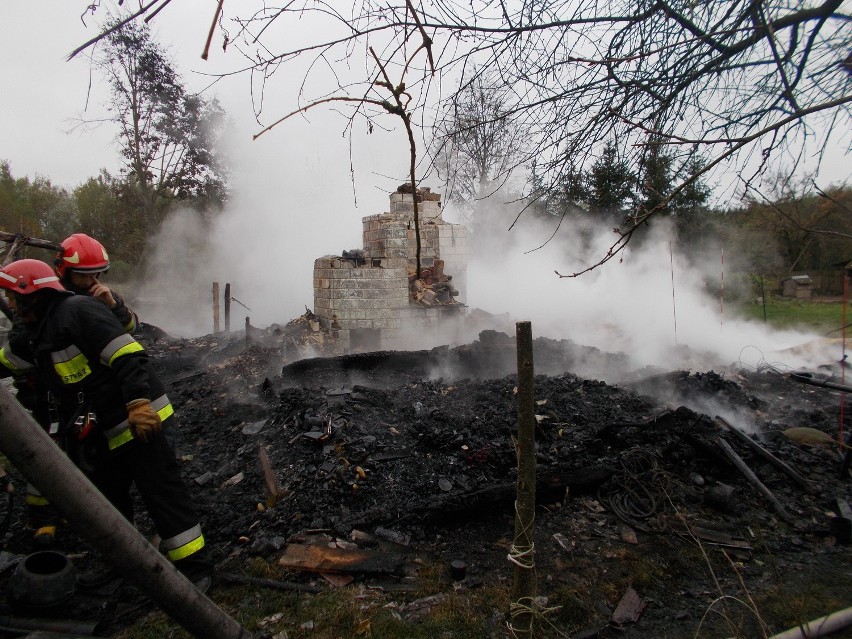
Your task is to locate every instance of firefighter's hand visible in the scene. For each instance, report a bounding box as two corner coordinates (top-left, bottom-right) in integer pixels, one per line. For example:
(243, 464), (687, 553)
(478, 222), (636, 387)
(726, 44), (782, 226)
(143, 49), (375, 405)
(89, 283), (117, 309)
(126, 399), (162, 442)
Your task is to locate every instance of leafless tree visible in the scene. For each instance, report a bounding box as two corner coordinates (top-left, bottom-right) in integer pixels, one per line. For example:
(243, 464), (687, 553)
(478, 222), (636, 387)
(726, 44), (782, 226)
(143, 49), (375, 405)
(741, 175), (852, 273)
(73, 1), (852, 272)
(432, 71), (527, 207)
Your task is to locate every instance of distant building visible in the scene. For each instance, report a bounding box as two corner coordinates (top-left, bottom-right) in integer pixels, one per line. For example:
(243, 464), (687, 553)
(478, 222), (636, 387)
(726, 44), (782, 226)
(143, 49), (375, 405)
(781, 274), (814, 299)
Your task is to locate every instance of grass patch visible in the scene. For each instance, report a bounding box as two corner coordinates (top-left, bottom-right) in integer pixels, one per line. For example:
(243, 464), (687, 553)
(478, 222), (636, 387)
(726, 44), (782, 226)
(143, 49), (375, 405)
(114, 558), (510, 639)
(730, 296), (848, 334)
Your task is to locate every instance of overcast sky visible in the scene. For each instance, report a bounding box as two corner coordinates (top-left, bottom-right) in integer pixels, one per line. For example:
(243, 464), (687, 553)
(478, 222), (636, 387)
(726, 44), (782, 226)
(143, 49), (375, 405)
(1, 3), (412, 329)
(1, 4), (847, 374)
(0, 5), (407, 196)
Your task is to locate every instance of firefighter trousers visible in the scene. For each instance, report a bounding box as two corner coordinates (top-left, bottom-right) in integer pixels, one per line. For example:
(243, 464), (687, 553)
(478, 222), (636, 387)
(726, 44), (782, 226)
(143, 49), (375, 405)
(88, 431), (213, 581)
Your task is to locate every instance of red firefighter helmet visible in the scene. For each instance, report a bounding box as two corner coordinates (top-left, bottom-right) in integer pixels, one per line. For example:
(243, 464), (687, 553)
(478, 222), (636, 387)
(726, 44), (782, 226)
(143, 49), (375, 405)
(55, 233), (110, 277)
(0, 259), (67, 295)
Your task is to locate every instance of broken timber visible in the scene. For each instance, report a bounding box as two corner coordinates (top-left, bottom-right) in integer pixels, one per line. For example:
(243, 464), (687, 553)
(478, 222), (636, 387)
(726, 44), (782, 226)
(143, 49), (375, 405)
(790, 372), (852, 394)
(278, 544), (405, 575)
(716, 437), (794, 524)
(713, 416), (815, 493)
(217, 572), (324, 593)
(333, 463), (613, 533)
(257, 445), (291, 505)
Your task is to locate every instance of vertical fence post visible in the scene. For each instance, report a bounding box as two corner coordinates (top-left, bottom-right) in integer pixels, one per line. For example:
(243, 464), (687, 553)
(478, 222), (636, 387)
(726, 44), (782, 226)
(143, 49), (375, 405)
(510, 320), (537, 637)
(212, 282), (220, 334)
(224, 283), (231, 332)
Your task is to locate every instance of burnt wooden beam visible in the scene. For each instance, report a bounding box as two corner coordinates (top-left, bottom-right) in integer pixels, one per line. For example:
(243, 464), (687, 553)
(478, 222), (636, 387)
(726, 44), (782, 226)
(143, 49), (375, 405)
(257, 445), (291, 506)
(217, 572), (324, 593)
(714, 416), (815, 493)
(333, 463), (614, 534)
(716, 437), (794, 524)
(0, 232), (63, 253)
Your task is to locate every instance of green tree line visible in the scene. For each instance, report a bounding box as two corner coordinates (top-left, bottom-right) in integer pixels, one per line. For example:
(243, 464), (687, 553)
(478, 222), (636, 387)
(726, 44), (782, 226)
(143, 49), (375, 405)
(532, 150), (852, 293)
(1, 20), (227, 278)
(0, 162), (218, 278)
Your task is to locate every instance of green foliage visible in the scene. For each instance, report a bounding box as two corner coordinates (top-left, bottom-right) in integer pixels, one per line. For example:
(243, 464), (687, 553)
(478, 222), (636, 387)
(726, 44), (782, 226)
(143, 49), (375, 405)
(638, 144), (710, 220)
(0, 162), (55, 237)
(638, 143), (675, 217)
(115, 564), (509, 639)
(589, 143), (635, 216)
(731, 296), (846, 334)
(731, 177), (852, 275)
(0, 161), (70, 241)
(541, 164), (590, 219)
(96, 20), (227, 222)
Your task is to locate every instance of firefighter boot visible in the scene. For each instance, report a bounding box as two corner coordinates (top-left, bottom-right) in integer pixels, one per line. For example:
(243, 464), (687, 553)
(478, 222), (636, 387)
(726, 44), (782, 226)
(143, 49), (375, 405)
(32, 525), (57, 548)
(26, 489), (61, 549)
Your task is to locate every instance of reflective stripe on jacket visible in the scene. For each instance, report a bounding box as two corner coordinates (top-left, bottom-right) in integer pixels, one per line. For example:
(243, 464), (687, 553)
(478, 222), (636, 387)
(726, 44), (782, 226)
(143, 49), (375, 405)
(26, 484), (49, 506)
(50, 334), (144, 385)
(0, 345), (35, 375)
(29, 295), (168, 452)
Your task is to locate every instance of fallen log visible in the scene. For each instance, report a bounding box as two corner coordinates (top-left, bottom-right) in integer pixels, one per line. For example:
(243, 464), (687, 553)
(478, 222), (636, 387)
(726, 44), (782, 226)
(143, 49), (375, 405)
(713, 416), (815, 493)
(0, 231), (63, 253)
(716, 437), (794, 524)
(789, 372), (852, 394)
(334, 463), (614, 533)
(217, 572), (324, 593)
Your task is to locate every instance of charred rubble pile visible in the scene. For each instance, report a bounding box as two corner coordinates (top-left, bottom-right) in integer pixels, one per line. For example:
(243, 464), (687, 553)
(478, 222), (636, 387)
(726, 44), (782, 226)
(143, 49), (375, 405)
(0, 326), (849, 639)
(154, 330), (851, 563)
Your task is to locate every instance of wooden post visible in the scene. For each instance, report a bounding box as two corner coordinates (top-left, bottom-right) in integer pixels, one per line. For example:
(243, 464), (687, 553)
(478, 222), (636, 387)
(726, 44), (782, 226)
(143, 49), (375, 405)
(510, 321), (537, 637)
(245, 316), (251, 348)
(212, 282), (220, 334)
(224, 283), (231, 332)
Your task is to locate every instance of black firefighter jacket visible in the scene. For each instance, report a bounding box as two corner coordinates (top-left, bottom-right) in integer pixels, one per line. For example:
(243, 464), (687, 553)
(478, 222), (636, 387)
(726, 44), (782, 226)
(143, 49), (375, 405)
(5, 294), (172, 454)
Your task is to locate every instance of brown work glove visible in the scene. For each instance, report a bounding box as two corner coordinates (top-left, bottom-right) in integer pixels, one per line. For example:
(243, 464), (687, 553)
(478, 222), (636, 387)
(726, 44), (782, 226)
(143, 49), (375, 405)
(126, 399), (162, 442)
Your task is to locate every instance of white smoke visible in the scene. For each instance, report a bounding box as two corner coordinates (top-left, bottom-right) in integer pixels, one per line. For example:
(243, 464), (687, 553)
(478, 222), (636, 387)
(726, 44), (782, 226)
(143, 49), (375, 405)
(134, 117), (408, 336)
(452, 193), (838, 374)
(136, 164), (837, 380)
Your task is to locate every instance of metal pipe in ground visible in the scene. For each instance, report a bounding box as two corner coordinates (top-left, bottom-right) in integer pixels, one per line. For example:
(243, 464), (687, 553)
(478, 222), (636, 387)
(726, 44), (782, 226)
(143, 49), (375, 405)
(0, 384), (252, 639)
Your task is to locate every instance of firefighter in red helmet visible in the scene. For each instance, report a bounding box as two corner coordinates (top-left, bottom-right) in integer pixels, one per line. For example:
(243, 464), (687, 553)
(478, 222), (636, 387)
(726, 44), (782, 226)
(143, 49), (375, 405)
(0, 261), (71, 545)
(55, 234), (138, 333)
(0, 259), (213, 593)
(7, 235), (142, 546)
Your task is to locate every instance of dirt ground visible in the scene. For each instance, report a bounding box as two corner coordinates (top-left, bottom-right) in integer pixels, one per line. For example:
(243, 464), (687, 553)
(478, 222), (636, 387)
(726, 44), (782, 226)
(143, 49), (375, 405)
(1, 319), (851, 638)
